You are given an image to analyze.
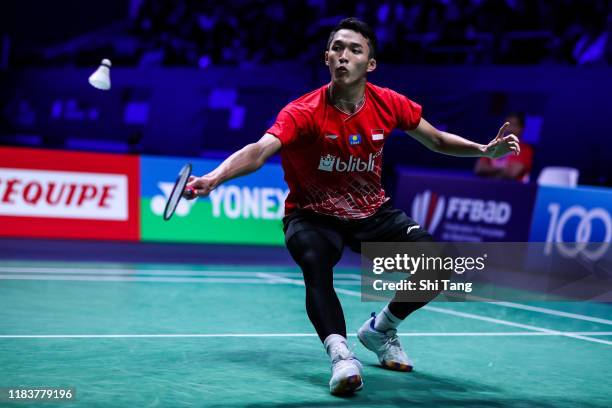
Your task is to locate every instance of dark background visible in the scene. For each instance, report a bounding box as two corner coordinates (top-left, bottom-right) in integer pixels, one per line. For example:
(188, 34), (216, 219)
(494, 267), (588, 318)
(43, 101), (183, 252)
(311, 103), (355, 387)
(1, 0), (611, 187)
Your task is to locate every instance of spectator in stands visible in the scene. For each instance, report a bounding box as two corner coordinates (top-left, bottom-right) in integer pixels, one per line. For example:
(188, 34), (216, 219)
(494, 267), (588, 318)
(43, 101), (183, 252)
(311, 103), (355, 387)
(474, 112), (533, 182)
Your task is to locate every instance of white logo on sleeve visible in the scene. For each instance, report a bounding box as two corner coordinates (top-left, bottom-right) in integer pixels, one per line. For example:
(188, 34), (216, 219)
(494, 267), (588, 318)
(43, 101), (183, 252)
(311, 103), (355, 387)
(407, 225), (421, 235)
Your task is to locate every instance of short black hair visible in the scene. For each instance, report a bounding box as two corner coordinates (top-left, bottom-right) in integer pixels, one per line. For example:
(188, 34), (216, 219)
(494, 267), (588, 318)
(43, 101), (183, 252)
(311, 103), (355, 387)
(506, 111), (526, 128)
(327, 18), (376, 59)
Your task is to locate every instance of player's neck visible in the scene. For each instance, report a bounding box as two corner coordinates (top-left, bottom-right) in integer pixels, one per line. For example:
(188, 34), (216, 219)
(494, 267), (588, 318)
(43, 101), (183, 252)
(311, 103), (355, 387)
(329, 81), (366, 114)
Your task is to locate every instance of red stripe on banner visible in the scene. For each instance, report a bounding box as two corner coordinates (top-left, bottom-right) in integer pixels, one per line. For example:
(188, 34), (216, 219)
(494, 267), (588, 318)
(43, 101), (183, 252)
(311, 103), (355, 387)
(0, 147), (140, 241)
(425, 192), (438, 229)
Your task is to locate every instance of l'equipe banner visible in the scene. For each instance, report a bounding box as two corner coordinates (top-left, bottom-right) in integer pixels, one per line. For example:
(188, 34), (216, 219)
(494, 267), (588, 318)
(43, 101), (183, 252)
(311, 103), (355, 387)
(0, 147), (140, 240)
(394, 169), (537, 242)
(140, 156), (289, 245)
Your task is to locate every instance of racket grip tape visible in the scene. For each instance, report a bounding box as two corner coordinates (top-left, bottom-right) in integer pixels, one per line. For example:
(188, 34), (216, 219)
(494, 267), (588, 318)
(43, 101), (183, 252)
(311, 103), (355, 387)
(184, 186), (196, 199)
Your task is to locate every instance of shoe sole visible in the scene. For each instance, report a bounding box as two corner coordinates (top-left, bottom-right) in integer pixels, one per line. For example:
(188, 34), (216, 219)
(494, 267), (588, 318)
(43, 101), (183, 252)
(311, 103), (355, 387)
(330, 375), (363, 395)
(382, 359), (413, 372)
(357, 332), (413, 373)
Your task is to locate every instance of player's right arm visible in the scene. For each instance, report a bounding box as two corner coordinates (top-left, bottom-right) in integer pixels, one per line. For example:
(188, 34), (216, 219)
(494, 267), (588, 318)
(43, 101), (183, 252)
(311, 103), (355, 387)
(186, 133), (281, 198)
(186, 103), (304, 198)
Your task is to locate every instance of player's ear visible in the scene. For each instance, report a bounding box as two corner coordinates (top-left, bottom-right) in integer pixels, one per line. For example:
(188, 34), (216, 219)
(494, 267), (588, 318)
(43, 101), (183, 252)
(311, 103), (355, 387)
(325, 51), (329, 66)
(366, 58), (377, 73)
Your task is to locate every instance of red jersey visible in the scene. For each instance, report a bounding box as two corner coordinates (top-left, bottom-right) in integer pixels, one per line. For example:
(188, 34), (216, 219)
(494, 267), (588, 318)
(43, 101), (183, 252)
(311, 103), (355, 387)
(267, 82), (422, 219)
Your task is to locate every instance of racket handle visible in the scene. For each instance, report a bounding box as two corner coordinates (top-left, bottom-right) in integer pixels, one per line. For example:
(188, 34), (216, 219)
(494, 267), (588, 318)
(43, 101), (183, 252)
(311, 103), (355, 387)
(184, 186), (196, 199)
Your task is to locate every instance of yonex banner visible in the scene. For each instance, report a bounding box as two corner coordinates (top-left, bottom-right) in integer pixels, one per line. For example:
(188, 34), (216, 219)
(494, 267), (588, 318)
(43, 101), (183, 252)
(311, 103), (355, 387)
(0, 147), (139, 240)
(140, 156), (288, 245)
(394, 169), (537, 242)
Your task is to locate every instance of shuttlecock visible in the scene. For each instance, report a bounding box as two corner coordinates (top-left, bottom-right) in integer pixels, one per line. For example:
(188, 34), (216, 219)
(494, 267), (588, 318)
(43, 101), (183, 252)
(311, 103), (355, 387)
(88, 58), (112, 90)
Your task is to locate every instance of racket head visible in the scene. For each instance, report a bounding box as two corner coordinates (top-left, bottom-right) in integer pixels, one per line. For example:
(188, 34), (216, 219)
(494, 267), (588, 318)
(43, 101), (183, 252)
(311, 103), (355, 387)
(163, 163), (192, 221)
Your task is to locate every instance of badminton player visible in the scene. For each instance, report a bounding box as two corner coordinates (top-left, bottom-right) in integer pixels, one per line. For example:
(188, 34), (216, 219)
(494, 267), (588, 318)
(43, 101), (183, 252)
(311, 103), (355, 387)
(186, 17), (519, 395)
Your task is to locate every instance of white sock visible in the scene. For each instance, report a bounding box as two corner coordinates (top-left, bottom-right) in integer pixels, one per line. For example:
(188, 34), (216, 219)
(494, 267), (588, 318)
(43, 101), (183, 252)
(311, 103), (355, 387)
(373, 306), (403, 332)
(323, 334), (349, 359)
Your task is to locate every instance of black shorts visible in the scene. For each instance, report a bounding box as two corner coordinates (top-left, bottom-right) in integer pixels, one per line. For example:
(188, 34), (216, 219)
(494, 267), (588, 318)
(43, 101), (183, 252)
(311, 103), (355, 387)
(282, 201), (433, 253)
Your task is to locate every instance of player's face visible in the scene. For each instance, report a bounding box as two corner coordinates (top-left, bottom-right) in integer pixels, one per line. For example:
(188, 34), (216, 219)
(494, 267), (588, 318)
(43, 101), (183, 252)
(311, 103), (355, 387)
(325, 29), (376, 85)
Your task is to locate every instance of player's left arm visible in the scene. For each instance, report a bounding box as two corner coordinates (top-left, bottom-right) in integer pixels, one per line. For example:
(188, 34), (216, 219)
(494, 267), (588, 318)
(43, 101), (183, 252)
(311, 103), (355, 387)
(406, 117), (520, 158)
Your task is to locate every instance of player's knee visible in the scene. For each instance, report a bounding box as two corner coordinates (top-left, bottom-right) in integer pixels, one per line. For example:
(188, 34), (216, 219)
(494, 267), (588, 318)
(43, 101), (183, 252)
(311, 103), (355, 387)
(305, 281), (336, 297)
(300, 249), (333, 272)
(288, 239), (339, 269)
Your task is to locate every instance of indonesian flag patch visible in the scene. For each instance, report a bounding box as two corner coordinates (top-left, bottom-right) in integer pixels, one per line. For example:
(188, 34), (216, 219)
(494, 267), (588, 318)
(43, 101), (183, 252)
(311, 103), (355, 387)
(371, 129), (384, 141)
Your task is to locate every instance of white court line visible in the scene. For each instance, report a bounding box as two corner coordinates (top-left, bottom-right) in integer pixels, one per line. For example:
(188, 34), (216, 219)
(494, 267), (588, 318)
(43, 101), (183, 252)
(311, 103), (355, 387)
(0, 274), (358, 284)
(2, 270), (609, 326)
(423, 306), (612, 346)
(0, 267), (304, 278)
(479, 299), (612, 326)
(443, 292), (612, 326)
(0, 275), (288, 284)
(2, 270), (610, 345)
(1, 332), (612, 339)
(260, 273), (612, 347)
(0, 266), (362, 280)
(11, 266), (606, 327)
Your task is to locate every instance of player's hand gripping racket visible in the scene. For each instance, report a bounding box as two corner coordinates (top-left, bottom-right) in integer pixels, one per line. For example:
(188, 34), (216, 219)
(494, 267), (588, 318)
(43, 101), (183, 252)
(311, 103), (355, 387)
(163, 163), (196, 221)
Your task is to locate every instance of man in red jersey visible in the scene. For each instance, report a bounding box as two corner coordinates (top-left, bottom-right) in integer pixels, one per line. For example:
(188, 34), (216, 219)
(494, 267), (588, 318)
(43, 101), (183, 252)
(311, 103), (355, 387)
(186, 18), (519, 395)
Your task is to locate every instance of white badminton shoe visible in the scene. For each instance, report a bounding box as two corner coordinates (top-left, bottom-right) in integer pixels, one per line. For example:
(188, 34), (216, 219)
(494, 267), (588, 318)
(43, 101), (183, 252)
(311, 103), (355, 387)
(328, 345), (363, 395)
(357, 312), (413, 372)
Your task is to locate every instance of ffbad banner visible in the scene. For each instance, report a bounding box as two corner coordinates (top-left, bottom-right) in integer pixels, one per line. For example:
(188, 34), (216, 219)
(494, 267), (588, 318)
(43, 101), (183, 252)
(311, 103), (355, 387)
(394, 169), (537, 242)
(0, 147), (139, 240)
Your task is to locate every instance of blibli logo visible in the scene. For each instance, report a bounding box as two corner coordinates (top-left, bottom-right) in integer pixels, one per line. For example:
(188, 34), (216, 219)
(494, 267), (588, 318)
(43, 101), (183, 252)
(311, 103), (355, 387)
(318, 154), (375, 173)
(318, 155), (335, 172)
